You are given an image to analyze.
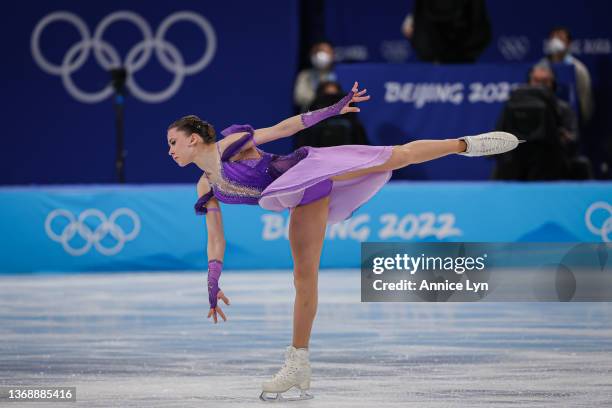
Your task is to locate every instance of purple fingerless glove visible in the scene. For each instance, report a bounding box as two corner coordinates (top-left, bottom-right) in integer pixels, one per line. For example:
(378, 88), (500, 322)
(207, 259), (223, 309)
(300, 90), (354, 128)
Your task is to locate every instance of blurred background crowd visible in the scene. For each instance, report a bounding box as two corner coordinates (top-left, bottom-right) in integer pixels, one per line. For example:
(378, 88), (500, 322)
(294, 0), (608, 181)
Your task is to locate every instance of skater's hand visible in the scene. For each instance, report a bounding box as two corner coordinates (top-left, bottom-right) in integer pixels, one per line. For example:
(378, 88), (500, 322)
(340, 81), (370, 114)
(207, 290), (230, 323)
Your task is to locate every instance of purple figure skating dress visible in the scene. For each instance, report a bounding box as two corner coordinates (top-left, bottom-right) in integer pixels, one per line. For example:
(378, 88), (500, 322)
(195, 124), (392, 224)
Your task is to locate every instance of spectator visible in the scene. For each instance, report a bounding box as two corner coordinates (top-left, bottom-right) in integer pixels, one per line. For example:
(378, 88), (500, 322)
(530, 64), (578, 144)
(408, 0), (491, 63)
(494, 64), (591, 180)
(401, 13), (414, 40)
(540, 27), (594, 123)
(293, 42), (337, 112)
(295, 81), (369, 149)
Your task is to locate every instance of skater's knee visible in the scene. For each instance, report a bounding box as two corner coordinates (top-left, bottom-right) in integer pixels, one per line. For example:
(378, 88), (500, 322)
(293, 267), (317, 292)
(398, 145), (416, 166)
(293, 254), (320, 276)
(294, 270), (317, 287)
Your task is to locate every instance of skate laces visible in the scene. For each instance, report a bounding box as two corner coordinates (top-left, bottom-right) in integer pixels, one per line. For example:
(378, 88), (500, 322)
(470, 134), (512, 154)
(272, 362), (298, 381)
(484, 135), (511, 153)
(271, 349), (304, 382)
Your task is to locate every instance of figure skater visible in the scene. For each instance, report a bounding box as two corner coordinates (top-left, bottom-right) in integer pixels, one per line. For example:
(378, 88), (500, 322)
(166, 82), (521, 401)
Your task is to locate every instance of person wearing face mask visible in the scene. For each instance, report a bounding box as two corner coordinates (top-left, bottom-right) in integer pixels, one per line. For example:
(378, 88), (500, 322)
(540, 27), (594, 123)
(294, 42), (338, 112)
(294, 81), (369, 149)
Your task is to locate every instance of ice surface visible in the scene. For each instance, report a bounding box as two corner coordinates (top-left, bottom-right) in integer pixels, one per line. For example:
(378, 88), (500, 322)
(1, 271), (611, 407)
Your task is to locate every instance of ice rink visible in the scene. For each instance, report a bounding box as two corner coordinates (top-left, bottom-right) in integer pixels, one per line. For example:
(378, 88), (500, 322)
(1, 270), (611, 407)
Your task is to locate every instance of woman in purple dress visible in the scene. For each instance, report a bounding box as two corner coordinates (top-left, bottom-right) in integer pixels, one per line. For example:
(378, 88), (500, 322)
(166, 82), (520, 401)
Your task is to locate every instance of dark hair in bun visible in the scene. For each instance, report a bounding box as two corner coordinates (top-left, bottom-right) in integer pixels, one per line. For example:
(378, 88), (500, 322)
(168, 115), (216, 144)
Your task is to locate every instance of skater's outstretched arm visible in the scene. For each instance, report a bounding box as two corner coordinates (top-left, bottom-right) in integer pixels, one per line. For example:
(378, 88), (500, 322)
(253, 81), (370, 145)
(197, 176), (230, 324)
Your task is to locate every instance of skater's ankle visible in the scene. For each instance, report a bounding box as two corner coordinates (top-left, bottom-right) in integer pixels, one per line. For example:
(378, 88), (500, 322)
(458, 139), (468, 153)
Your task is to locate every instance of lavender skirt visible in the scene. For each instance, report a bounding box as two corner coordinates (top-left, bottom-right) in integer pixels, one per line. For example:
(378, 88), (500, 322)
(259, 145), (393, 224)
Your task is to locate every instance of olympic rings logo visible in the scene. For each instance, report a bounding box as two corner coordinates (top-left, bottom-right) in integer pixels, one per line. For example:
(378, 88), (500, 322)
(45, 208), (141, 256)
(497, 36), (530, 61)
(585, 201), (612, 242)
(31, 10), (217, 103)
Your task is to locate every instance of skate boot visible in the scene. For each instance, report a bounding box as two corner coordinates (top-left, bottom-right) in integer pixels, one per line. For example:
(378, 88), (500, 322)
(259, 346), (313, 401)
(459, 131), (524, 157)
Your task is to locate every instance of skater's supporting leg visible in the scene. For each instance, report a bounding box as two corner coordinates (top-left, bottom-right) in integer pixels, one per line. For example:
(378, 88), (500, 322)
(259, 197), (328, 401)
(288, 196), (330, 349)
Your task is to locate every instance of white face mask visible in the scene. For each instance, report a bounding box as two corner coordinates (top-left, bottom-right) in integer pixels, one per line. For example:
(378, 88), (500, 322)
(547, 37), (567, 55)
(311, 51), (332, 69)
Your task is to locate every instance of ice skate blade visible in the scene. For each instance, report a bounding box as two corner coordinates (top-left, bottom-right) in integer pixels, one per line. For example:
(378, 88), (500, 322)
(259, 389), (313, 402)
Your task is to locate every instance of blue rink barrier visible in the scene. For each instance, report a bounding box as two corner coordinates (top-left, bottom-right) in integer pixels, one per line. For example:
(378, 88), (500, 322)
(0, 183), (610, 273)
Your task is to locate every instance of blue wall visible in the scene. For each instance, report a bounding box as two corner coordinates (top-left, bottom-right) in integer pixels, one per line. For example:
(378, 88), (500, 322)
(0, 1), (299, 185)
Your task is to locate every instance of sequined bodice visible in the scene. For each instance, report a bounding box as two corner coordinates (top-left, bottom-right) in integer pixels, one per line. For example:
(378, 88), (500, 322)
(194, 124), (308, 214)
(205, 144), (280, 205)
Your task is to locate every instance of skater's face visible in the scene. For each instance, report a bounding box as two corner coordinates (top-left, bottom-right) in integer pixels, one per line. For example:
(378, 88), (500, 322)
(167, 127), (198, 167)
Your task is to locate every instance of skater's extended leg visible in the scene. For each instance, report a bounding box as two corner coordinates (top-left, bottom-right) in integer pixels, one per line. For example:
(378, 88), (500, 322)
(332, 139), (465, 181)
(332, 132), (521, 182)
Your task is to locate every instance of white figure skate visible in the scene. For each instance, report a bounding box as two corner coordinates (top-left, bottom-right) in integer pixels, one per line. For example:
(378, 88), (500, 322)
(459, 131), (524, 157)
(259, 346), (313, 402)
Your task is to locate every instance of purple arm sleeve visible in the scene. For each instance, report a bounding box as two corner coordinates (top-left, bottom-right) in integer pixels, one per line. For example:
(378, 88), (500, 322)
(300, 90), (354, 128)
(208, 259), (223, 308)
(195, 190), (214, 215)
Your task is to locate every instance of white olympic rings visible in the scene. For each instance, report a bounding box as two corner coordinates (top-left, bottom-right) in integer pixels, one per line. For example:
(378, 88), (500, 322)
(497, 36), (530, 61)
(585, 201), (612, 242)
(45, 208), (141, 256)
(31, 10), (217, 103)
